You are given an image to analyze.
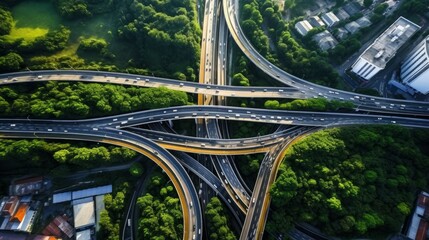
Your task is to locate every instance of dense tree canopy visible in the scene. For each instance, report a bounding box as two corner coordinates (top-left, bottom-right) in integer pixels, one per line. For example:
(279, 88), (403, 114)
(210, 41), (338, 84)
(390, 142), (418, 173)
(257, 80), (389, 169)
(205, 197), (237, 240)
(264, 98), (354, 111)
(54, 0), (91, 19)
(0, 82), (188, 119)
(0, 139), (137, 172)
(117, 0), (201, 75)
(99, 181), (131, 240)
(0, 52), (23, 72)
(268, 126), (429, 237)
(0, 7), (13, 36)
(137, 170), (183, 239)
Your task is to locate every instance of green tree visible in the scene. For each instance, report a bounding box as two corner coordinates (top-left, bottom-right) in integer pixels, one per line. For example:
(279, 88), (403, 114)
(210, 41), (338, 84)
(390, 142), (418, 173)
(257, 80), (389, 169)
(0, 53), (23, 72)
(0, 7), (13, 35)
(129, 162), (144, 176)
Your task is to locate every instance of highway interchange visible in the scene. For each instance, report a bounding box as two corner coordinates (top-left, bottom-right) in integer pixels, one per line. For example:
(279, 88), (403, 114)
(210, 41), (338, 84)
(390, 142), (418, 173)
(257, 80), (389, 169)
(1, 0), (429, 240)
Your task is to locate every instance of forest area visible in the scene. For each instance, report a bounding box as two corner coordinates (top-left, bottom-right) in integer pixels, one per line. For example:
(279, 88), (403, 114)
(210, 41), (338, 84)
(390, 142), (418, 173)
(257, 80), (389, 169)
(0, 0), (201, 79)
(268, 126), (429, 237)
(0, 82), (189, 119)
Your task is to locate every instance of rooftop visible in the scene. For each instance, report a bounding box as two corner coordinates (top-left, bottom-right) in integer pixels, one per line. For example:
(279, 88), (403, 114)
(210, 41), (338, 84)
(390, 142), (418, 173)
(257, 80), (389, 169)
(10, 203), (28, 223)
(73, 201), (95, 229)
(76, 229), (91, 240)
(360, 16), (421, 69)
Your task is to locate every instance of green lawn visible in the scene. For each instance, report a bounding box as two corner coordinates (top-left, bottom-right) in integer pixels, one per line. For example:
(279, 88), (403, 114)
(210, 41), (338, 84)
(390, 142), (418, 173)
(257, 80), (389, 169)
(5, 0), (136, 68)
(5, 0), (60, 42)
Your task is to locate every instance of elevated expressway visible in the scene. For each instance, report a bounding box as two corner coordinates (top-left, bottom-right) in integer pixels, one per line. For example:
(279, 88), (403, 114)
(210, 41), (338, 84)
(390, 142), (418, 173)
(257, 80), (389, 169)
(0, 125), (202, 240)
(1, 105), (429, 240)
(222, 0), (429, 116)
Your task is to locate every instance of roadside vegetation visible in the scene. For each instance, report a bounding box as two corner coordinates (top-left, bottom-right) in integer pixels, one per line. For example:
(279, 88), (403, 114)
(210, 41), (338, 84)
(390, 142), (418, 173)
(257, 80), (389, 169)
(268, 126), (429, 238)
(0, 139), (137, 177)
(239, 0), (341, 88)
(0, 82), (189, 119)
(136, 169), (183, 239)
(0, 0), (201, 79)
(99, 180), (132, 240)
(205, 197), (237, 240)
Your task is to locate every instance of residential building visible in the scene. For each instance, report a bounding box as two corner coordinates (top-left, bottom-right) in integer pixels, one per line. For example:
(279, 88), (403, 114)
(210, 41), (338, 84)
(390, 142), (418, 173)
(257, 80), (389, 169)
(295, 20), (314, 36)
(356, 16), (371, 28)
(321, 12), (340, 27)
(42, 216), (74, 239)
(401, 36), (429, 94)
(9, 177), (49, 196)
(351, 16), (420, 80)
(343, 1), (363, 16)
(309, 16), (325, 28)
(345, 21), (361, 34)
(0, 197), (37, 233)
(335, 27), (349, 40)
(313, 30), (338, 51)
(335, 8), (350, 21)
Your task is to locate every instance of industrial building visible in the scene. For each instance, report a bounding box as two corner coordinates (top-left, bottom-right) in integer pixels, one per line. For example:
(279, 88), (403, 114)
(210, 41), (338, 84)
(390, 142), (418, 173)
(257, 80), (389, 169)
(295, 20), (313, 36)
(351, 16), (420, 80)
(400, 36), (429, 94)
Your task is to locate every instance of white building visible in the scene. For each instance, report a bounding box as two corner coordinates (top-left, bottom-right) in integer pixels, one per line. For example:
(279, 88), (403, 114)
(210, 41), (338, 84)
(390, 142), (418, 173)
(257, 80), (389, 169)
(401, 36), (429, 94)
(73, 198), (95, 229)
(351, 16), (420, 80)
(295, 20), (313, 36)
(321, 12), (340, 27)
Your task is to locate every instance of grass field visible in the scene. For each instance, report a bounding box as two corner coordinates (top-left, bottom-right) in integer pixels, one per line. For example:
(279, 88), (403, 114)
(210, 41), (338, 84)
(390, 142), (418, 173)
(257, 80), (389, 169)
(5, 0), (139, 69)
(5, 0), (60, 41)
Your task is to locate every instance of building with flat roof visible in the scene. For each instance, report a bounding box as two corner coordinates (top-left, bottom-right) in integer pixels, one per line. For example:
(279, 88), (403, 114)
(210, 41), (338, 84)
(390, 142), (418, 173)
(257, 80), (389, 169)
(406, 191), (429, 240)
(9, 177), (49, 196)
(53, 185), (112, 204)
(401, 36), (429, 94)
(351, 16), (420, 80)
(73, 200), (95, 229)
(295, 20), (313, 36)
(76, 229), (91, 240)
(321, 12), (340, 27)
